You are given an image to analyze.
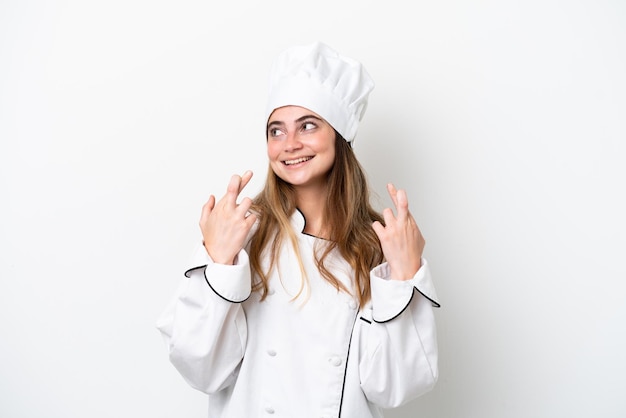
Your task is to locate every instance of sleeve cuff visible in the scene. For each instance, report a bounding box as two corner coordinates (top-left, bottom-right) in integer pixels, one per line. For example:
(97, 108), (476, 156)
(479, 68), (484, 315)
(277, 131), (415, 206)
(183, 244), (252, 303)
(370, 258), (440, 323)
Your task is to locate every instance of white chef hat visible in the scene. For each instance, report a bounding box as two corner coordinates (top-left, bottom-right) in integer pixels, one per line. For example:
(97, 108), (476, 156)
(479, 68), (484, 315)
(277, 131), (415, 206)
(265, 42), (374, 143)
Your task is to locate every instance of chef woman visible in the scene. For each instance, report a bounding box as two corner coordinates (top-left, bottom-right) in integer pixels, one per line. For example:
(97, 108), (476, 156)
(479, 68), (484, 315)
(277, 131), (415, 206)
(157, 41), (440, 418)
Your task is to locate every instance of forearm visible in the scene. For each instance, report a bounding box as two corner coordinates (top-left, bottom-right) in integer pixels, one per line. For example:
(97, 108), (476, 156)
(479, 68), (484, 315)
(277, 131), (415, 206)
(358, 260), (440, 407)
(156, 245), (252, 393)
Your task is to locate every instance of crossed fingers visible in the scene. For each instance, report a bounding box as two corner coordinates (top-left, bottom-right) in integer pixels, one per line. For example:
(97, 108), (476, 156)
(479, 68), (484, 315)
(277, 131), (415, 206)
(372, 183), (424, 281)
(200, 170), (257, 264)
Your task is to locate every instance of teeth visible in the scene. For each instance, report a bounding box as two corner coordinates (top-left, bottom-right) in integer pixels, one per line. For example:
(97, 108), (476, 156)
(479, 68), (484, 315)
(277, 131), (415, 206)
(284, 156), (312, 165)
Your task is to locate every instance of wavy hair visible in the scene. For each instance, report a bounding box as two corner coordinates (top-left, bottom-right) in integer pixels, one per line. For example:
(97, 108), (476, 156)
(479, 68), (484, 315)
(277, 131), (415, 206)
(249, 133), (384, 307)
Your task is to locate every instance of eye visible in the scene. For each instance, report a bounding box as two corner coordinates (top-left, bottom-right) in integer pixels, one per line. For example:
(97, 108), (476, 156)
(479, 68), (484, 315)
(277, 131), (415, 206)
(301, 121), (317, 131)
(268, 127), (286, 138)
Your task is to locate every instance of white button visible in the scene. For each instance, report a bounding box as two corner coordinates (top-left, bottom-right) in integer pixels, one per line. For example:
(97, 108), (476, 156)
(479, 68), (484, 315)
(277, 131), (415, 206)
(267, 349), (277, 357)
(348, 300), (357, 310)
(265, 406), (275, 414)
(268, 288), (276, 295)
(329, 357), (342, 367)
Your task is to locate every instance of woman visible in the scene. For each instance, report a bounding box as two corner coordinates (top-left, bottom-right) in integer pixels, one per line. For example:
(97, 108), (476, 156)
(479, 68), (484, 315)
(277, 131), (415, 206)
(157, 41), (440, 418)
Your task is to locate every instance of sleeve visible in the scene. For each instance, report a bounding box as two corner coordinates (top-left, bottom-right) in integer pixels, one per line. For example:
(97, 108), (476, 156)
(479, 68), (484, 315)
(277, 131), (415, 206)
(357, 258), (440, 408)
(155, 244), (252, 394)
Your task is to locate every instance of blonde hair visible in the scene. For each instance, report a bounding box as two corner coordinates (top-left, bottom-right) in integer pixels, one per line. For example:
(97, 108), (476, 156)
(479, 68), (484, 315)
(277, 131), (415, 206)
(249, 133), (384, 307)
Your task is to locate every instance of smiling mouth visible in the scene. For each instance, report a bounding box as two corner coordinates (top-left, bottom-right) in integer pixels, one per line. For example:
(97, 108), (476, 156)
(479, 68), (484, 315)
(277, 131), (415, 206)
(283, 156), (313, 165)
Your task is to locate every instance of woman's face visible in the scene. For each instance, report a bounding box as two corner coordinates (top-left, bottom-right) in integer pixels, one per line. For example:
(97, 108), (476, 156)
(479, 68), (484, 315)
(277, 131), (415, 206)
(266, 106), (336, 191)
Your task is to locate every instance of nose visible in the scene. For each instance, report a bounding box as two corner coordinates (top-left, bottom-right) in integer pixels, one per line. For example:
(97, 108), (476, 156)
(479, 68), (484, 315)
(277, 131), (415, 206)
(284, 132), (303, 152)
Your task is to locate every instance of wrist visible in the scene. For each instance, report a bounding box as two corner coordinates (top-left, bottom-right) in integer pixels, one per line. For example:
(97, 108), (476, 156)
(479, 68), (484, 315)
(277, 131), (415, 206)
(203, 241), (235, 265)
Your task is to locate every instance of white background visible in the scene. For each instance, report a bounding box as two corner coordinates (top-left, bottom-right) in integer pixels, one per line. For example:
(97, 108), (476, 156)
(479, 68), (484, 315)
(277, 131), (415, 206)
(1, 1), (625, 417)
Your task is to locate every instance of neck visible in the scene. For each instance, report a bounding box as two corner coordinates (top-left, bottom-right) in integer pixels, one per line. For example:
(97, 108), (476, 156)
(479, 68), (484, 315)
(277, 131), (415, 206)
(295, 186), (328, 238)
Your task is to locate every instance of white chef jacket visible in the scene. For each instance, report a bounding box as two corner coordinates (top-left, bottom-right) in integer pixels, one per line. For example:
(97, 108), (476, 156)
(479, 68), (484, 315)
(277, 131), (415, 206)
(157, 210), (440, 418)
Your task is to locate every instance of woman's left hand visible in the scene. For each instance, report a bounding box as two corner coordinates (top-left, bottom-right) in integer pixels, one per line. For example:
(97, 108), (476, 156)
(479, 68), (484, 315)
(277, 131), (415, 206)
(372, 183), (425, 281)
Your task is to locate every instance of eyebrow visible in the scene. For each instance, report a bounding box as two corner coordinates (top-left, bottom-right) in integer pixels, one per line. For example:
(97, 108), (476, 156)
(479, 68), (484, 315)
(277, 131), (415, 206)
(267, 114), (324, 131)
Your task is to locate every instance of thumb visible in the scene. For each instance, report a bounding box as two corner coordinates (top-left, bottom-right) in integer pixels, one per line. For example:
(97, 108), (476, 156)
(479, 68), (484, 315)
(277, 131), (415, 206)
(245, 212), (258, 229)
(372, 220), (385, 238)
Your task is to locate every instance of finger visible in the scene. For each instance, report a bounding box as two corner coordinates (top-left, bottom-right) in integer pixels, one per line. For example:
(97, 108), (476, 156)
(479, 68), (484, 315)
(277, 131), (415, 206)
(244, 212), (258, 229)
(237, 196), (254, 215)
(238, 170), (253, 193)
(387, 183), (399, 208)
(225, 174), (243, 206)
(200, 195), (216, 221)
(381, 207), (395, 226)
(202, 194), (216, 213)
(371, 220), (385, 238)
(395, 189), (410, 222)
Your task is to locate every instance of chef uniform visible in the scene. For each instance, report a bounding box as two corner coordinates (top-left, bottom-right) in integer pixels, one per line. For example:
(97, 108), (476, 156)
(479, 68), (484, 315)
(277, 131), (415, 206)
(157, 42), (440, 418)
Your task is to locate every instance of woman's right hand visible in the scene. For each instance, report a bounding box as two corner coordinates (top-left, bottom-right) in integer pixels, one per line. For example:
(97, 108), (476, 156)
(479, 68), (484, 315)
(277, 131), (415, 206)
(200, 170), (257, 265)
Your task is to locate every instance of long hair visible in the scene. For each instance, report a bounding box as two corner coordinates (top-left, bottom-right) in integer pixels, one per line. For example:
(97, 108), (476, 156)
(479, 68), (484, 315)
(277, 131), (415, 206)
(249, 132), (384, 307)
